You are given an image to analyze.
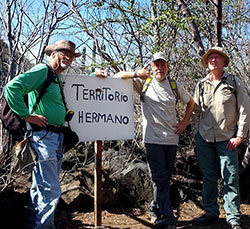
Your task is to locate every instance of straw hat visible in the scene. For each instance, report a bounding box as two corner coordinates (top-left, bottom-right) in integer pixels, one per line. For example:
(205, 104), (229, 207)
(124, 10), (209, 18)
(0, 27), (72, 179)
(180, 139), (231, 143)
(45, 40), (81, 57)
(202, 46), (229, 67)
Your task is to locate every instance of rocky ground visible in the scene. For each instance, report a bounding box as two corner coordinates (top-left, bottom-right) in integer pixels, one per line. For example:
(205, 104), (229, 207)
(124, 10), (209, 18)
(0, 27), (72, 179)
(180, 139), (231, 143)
(1, 134), (250, 229)
(55, 201), (250, 229)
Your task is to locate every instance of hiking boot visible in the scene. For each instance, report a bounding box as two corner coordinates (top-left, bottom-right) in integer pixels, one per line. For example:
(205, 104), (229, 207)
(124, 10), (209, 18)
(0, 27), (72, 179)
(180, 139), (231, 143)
(193, 214), (218, 226)
(166, 225), (176, 229)
(154, 218), (176, 228)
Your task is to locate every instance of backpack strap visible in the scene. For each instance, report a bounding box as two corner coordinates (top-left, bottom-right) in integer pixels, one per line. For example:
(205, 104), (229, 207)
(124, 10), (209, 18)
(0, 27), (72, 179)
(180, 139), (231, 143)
(168, 78), (178, 102)
(31, 64), (56, 113)
(199, 74), (237, 108)
(225, 74), (238, 110)
(140, 76), (179, 102)
(140, 76), (152, 102)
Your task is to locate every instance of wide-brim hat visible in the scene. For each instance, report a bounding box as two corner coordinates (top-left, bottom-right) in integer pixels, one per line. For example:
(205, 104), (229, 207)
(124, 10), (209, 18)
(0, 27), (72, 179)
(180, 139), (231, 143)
(202, 46), (229, 67)
(45, 40), (81, 57)
(152, 52), (168, 62)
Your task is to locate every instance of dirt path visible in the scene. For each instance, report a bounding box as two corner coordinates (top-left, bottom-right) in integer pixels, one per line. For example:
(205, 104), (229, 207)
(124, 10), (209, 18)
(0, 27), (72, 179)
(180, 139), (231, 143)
(55, 201), (250, 229)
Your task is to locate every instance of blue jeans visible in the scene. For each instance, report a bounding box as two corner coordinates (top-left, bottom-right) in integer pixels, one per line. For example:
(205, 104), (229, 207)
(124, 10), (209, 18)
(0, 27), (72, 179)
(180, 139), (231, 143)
(145, 143), (177, 225)
(195, 132), (241, 225)
(26, 130), (64, 229)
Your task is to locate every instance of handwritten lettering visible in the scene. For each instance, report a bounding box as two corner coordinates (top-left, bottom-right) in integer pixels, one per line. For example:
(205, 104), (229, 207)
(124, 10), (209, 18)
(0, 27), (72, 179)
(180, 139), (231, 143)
(78, 111), (129, 125)
(71, 84), (128, 102)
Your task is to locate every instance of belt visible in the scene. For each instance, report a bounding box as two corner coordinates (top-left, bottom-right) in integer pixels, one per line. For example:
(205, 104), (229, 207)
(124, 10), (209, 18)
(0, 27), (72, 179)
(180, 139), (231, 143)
(29, 124), (65, 133)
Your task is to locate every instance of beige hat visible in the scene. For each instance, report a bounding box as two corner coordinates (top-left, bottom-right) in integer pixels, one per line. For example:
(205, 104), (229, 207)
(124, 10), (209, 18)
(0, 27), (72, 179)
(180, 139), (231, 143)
(45, 40), (81, 57)
(152, 52), (168, 62)
(202, 46), (229, 67)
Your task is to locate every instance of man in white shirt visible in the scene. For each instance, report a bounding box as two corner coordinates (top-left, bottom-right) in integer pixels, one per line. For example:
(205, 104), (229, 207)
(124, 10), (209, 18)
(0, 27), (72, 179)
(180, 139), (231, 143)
(115, 52), (194, 229)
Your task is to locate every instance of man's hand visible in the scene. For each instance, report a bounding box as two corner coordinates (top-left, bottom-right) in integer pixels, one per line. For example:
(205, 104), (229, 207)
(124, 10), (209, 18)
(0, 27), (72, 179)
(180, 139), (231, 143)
(25, 114), (48, 127)
(173, 120), (189, 136)
(95, 70), (109, 78)
(226, 137), (242, 151)
(136, 64), (150, 80)
(174, 98), (194, 135)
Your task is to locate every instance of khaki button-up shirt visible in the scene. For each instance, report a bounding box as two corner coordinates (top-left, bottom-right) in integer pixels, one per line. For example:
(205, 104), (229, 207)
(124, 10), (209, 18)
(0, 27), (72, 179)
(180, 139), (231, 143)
(193, 72), (250, 142)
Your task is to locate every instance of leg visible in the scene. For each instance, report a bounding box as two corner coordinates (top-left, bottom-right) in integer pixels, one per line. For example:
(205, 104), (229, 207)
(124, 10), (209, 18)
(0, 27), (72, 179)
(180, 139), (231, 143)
(195, 132), (220, 218)
(217, 140), (241, 226)
(145, 143), (177, 225)
(26, 130), (64, 229)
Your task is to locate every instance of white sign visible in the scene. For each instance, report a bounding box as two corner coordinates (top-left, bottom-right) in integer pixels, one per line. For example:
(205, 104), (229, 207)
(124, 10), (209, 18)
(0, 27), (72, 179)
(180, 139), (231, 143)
(63, 75), (134, 141)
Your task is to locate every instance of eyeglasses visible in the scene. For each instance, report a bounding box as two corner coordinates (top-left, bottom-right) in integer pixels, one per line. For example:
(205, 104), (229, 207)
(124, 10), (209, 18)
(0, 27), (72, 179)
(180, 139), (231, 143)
(57, 51), (75, 59)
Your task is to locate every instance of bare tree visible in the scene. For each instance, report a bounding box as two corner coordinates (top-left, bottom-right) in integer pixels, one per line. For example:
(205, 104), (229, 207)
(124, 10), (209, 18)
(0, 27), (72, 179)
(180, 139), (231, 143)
(0, 0), (81, 190)
(214, 0), (222, 46)
(150, 0), (160, 48)
(176, 0), (205, 57)
(0, 0), (75, 84)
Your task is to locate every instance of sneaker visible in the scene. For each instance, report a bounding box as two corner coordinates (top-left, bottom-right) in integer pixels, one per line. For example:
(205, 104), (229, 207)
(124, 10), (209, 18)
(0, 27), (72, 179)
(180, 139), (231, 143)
(150, 215), (160, 224)
(228, 224), (242, 229)
(155, 218), (165, 226)
(193, 214), (219, 226)
(150, 208), (162, 224)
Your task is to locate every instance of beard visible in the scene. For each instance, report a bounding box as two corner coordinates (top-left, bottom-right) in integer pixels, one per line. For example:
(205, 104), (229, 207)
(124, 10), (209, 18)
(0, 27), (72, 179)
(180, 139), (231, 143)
(154, 73), (166, 82)
(60, 61), (71, 69)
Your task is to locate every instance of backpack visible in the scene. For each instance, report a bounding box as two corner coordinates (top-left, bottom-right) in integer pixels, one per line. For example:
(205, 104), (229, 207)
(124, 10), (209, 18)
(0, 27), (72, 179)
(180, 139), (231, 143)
(198, 74), (237, 107)
(0, 64), (56, 142)
(140, 76), (178, 102)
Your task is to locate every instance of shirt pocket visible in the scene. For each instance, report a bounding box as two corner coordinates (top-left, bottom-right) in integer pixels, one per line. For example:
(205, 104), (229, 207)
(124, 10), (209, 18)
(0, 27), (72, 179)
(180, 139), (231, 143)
(220, 86), (235, 104)
(202, 87), (213, 107)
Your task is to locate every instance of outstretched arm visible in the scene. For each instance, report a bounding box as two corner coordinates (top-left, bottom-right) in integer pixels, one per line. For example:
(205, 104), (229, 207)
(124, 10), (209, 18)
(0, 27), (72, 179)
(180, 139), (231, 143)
(114, 64), (150, 80)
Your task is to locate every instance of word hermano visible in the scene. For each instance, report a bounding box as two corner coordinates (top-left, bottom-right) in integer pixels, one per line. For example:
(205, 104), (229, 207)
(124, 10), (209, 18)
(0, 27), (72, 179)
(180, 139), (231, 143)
(78, 111), (129, 125)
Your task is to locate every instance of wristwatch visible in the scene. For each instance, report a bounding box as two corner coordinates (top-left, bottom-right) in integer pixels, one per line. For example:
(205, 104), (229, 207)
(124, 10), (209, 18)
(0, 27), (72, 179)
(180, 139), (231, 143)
(133, 71), (137, 78)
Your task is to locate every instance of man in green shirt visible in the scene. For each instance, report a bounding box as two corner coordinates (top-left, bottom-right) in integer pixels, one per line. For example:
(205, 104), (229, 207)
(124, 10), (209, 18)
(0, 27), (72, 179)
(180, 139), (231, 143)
(4, 40), (81, 229)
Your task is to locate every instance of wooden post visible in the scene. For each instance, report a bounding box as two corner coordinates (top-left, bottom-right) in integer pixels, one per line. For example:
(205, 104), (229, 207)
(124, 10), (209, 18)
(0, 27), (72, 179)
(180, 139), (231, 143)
(94, 140), (102, 227)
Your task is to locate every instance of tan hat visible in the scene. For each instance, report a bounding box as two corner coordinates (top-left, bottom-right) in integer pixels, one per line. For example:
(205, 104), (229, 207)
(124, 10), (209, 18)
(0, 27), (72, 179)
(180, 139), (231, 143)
(45, 40), (81, 57)
(202, 46), (229, 67)
(152, 52), (168, 62)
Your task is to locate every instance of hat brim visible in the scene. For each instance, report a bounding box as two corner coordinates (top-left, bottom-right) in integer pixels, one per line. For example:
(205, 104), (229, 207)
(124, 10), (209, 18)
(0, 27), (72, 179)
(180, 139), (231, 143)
(202, 49), (229, 67)
(152, 57), (168, 62)
(45, 44), (81, 58)
(45, 44), (56, 56)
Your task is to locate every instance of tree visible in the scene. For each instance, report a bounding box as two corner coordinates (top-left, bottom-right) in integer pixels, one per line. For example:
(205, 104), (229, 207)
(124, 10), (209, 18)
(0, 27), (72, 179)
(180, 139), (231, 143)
(0, 0), (77, 86)
(0, 0), (81, 189)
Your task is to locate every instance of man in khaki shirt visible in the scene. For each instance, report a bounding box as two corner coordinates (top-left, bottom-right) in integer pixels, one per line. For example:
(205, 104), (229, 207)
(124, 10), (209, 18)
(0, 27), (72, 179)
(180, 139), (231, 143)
(192, 46), (250, 229)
